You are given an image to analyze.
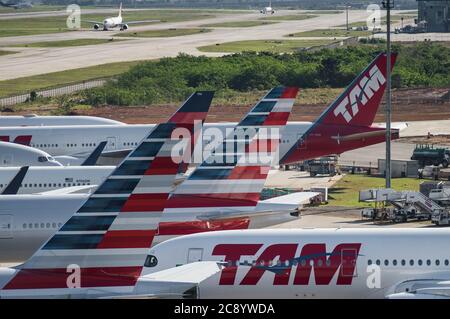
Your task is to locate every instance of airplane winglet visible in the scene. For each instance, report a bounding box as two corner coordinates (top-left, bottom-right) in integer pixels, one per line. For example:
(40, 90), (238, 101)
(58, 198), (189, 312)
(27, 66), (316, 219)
(2, 166), (29, 195)
(81, 141), (107, 166)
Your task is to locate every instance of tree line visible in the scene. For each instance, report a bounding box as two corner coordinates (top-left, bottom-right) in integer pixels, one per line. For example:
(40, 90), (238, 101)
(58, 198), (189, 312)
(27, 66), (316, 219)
(83, 43), (450, 106)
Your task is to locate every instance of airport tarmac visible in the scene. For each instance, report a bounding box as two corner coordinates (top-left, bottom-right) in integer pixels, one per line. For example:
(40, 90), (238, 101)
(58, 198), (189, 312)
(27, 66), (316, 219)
(0, 9), (403, 80)
(271, 209), (431, 229)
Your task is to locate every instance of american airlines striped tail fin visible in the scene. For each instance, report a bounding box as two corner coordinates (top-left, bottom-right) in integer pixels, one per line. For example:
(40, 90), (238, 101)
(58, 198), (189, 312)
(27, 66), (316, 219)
(1, 91), (214, 296)
(165, 87), (298, 213)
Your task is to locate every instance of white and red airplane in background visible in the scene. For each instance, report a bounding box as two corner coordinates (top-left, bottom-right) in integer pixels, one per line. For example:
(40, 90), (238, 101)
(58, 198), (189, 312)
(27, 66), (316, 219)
(140, 228), (450, 299)
(0, 53), (401, 166)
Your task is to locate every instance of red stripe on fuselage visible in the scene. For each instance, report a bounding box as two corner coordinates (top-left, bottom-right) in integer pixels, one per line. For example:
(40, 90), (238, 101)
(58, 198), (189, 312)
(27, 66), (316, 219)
(166, 193), (261, 208)
(121, 193), (170, 212)
(227, 166), (270, 179)
(169, 112), (208, 124)
(157, 218), (250, 236)
(97, 230), (156, 249)
(3, 266), (142, 290)
(281, 87), (299, 99)
(263, 112), (291, 126)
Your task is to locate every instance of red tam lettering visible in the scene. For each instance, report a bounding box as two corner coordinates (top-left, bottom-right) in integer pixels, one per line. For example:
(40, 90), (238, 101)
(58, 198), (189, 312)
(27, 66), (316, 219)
(240, 243), (298, 286)
(293, 243), (361, 286)
(212, 244), (262, 285)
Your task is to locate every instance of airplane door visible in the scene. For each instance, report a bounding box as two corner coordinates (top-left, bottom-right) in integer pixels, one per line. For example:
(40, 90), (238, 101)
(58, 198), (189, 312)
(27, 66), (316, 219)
(1, 154), (13, 166)
(106, 137), (117, 150)
(0, 215), (13, 239)
(341, 248), (358, 277)
(187, 248), (203, 263)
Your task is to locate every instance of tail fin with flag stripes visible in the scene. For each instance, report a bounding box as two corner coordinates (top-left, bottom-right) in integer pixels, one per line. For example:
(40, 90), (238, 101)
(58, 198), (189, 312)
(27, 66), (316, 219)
(158, 87), (298, 237)
(0, 91), (214, 297)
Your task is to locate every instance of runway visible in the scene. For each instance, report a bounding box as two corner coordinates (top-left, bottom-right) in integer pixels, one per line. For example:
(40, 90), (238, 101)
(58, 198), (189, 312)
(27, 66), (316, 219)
(0, 9), (395, 80)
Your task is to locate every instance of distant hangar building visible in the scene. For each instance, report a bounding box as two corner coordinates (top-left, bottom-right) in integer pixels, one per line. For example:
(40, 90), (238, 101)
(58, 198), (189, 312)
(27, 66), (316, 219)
(418, 0), (450, 32)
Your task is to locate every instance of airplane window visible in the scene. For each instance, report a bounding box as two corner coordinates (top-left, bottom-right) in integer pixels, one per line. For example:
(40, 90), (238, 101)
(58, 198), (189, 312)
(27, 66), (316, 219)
(46, 223), (50, 228)
(23, 223), (27, 229)
(445, 260), (449, 266)
(427, 259), (431, 266)
(58, 223), (62, 228)
(367, 259), (372, 265)
(144, 255), (158, 267)
(34, 223), (38, 228)
(44, 184), (47, 187)
(28, 223), (32, 229)
(384, 260), (389, 266)
(58, 184), (61, 187)
(301, 259), (306, 267)
(39, 184), (42, 187)
(418, 259), (423, 266)
(317, 260), (323, 267)
(409, 260), (414, 266)
(40, 223), (44, 228)
(376, 259), (380, 266)
(436, 260), (440, 266)
(401, 259), (406, 266)
(393, 259), (397, 266)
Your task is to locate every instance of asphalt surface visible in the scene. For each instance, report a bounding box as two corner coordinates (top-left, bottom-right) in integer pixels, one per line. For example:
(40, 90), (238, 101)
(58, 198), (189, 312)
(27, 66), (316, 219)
(0, 9), (404, 80)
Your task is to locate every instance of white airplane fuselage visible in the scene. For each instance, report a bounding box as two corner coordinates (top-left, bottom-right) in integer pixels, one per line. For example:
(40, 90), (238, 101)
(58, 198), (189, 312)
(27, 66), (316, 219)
(103, 16), (122, 29)
(0, 115), (124, 127)
(0, 166), (113, 194)
(0, 122), (309, 161)
(144, 228), (450, 299)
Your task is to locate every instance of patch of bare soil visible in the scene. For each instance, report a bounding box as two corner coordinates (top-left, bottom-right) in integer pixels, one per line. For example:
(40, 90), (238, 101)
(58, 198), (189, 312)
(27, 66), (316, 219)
(5, 87), (450, 124)
(401, 135), (450, 147)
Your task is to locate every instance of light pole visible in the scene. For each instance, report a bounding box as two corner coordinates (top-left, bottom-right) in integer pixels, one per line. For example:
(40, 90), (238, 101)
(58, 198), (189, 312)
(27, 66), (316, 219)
(382, 0), (394, 188)
(346, 5), (351, 30)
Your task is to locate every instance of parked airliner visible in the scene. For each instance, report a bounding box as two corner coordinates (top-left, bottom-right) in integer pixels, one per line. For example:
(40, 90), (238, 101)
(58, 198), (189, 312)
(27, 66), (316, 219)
(142, 228), (450, 299)
(0, 53), (400, 165)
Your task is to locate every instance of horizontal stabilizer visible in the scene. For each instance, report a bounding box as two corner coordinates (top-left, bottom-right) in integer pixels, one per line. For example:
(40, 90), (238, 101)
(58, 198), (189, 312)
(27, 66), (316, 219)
(132, 261), (223, 298)
(331, 129), (399, 143)
(38, 185), (96, 195)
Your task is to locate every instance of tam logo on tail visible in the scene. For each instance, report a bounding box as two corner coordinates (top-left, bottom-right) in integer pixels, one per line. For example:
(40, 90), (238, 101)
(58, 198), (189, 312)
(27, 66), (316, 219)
(333, 64), (386, 123)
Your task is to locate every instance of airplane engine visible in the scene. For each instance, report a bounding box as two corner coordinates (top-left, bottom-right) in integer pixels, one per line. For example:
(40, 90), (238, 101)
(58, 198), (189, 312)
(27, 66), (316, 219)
(94, 24), (100, 30)
(120, 24), (128, 31)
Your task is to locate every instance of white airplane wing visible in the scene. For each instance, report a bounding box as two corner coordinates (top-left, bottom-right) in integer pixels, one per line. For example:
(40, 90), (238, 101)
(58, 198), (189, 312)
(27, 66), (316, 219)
(386, 279), (450, 299)
(197, 192), (320, 221)
(38, 185), (96, 195)
(106, 261), (223, 299)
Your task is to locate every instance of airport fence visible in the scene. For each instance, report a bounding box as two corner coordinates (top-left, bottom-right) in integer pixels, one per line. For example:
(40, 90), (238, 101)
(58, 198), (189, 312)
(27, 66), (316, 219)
(0, 79), (107, 108)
